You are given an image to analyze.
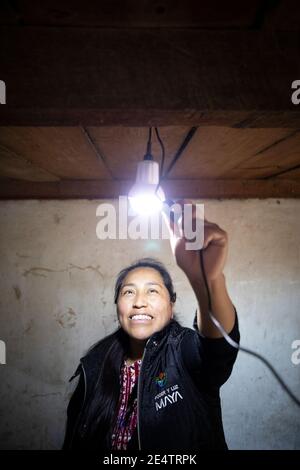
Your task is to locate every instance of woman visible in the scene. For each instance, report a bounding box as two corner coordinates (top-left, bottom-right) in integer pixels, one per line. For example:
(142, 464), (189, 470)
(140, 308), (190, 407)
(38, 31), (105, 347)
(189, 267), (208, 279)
(63, 201), (240, 451)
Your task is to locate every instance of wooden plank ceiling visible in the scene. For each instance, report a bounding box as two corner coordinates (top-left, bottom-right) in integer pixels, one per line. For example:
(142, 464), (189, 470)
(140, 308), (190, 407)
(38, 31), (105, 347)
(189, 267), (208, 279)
(0, 0), (299, 199)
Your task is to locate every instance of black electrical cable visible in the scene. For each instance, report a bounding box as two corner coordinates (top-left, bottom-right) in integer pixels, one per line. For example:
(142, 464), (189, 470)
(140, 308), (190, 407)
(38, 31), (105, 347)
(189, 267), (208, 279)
(156, 127), (300, 408)
(148, 127), (152, 148)
(154, 127), (165, 177)
(144, 127), (153, 160)
(199, 249), (300, 408)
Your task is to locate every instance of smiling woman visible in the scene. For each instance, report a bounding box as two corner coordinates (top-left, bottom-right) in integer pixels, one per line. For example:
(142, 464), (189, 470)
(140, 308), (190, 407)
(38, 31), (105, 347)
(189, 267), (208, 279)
(63, 202), (240, 452)
(115, 259), (176, 352)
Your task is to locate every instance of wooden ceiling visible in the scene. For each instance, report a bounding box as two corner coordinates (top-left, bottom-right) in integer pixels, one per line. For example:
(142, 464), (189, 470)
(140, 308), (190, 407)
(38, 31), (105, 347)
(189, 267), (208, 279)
(0, 0), (300, 199)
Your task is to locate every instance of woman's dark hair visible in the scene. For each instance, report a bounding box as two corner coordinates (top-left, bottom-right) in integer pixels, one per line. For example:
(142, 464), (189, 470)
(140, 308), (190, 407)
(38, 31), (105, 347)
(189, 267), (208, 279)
(81, 329), (129, 450)
(79, 258), (176, 450)
(114, 257), (177, 304)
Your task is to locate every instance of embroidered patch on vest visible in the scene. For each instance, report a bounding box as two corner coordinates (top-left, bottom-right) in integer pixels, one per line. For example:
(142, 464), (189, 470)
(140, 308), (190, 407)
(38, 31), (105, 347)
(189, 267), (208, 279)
(155, 371), (167, 389)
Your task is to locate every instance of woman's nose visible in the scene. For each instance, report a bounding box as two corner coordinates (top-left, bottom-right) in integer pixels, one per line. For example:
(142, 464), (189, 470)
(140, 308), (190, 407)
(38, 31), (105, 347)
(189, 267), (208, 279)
(133, 292), (147, 308)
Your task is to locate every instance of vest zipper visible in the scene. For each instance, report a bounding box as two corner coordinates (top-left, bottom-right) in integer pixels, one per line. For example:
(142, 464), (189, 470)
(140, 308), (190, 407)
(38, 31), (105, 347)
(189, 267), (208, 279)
(137, 338), (151, 451)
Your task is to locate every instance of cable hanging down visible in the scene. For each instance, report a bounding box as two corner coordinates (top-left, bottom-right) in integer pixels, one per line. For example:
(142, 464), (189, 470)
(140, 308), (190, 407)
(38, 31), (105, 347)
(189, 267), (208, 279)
(154, 125), (299, 408)
(154, 127), (165, 177)
(199, 249), (300, 408)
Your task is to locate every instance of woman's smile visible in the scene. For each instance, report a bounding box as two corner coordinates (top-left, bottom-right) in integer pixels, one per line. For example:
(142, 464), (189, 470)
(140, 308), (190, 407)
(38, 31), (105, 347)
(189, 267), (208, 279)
(129, 313), (154, 322)
(117, 267), (174, 341)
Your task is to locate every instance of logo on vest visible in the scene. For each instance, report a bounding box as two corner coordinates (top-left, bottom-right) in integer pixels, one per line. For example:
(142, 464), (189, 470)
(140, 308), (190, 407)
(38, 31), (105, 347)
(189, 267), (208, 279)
(154, 384), (183, 411)
(155, 371), (167, 389)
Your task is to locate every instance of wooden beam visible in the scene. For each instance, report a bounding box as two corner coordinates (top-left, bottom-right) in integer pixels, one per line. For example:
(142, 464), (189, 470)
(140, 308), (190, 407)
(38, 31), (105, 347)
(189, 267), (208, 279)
(0, 179), (299, 199)
(2, 109), (300, 128)
(0, 0), (261, 29)
(0, 28), (299, 127)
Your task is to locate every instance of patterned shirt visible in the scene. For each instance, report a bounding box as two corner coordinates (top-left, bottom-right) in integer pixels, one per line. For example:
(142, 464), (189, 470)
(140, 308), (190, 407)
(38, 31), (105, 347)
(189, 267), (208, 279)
(111, 358), (142, 450)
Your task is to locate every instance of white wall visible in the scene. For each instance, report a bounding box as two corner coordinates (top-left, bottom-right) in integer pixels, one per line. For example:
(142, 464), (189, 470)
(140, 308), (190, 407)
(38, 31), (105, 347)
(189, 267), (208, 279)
(0, 199), (299, 449)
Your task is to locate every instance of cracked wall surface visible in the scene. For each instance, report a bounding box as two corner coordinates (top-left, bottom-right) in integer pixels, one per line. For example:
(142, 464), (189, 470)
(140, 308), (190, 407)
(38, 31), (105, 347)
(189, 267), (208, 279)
(0, 199), (299, 449)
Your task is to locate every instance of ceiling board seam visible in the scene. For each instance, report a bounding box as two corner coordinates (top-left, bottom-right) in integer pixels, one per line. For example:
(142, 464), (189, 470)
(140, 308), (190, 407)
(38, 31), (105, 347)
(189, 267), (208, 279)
(230, 129), (300, 172)
(163, 126), (198, 179)
(80, 126), (115, 180)
(232, 114), (257, 128)
(263, 163), (300, 180)
(253, 129), (299, 157)
(0, 141), (60, 180)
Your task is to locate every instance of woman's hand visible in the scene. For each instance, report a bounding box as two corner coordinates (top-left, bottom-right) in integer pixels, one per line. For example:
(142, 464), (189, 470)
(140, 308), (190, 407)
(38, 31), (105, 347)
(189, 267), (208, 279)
(163, 199), (235, 336)
(164, 199), (229, 285)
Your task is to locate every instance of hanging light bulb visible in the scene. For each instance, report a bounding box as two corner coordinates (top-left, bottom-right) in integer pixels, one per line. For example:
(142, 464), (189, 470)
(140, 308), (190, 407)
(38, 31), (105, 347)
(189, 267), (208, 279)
(128, 159), (165, 215)
(128, 128), (165, 216)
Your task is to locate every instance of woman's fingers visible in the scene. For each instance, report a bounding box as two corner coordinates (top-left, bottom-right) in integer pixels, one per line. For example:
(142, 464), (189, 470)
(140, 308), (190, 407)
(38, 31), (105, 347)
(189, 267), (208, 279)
(203, 224), (228, 248)
(164, 199), (227, 248)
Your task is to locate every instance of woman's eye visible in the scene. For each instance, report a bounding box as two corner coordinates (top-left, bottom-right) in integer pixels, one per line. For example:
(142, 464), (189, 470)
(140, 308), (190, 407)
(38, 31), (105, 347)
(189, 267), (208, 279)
(123, 289), (134, 295)
(149, 288), (158, 294)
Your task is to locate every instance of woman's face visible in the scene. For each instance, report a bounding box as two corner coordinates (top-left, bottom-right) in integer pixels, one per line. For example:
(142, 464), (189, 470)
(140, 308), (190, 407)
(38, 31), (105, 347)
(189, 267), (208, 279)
(117, 267), (174, 341)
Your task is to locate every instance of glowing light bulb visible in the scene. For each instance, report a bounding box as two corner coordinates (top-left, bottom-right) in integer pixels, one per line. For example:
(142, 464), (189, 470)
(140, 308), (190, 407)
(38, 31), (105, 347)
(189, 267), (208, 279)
(128, 160), (165, 216)
(129, 192), (163, 216)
